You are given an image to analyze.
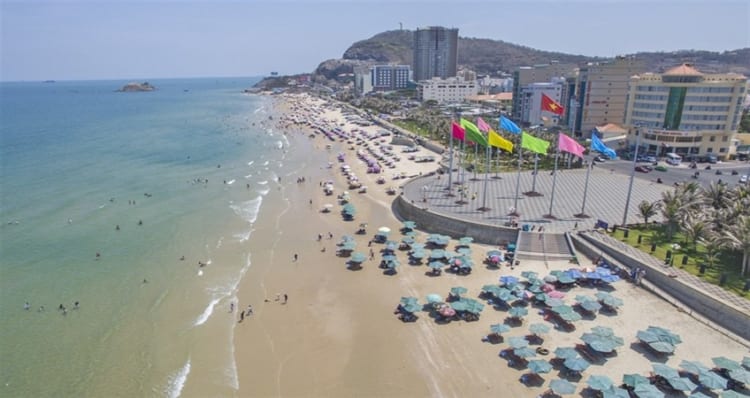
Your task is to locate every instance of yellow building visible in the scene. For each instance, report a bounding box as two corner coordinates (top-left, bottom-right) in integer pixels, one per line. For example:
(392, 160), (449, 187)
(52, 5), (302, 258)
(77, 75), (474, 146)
(623, 64), (747, 160)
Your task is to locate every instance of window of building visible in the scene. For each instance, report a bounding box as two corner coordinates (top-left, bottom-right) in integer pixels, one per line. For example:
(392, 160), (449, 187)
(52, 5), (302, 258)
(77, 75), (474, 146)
(719, 148), (727, 153)
(706, 148), (713, 153)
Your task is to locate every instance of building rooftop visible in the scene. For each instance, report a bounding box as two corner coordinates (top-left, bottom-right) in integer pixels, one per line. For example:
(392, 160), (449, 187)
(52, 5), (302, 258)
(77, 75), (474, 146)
(663, 63), (704, 76)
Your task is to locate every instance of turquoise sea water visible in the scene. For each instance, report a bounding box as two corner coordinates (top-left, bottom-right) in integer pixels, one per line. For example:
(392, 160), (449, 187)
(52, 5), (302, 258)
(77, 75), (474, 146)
(0, 78), (291, 397)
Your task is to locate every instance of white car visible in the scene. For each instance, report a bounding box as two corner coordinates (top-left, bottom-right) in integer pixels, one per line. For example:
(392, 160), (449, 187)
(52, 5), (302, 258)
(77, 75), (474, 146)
(740, 175), (748, 184)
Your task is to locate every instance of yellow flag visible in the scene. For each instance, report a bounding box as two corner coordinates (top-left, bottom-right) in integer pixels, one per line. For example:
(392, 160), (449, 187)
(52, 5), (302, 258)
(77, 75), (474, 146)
(488, 129), (513, 153)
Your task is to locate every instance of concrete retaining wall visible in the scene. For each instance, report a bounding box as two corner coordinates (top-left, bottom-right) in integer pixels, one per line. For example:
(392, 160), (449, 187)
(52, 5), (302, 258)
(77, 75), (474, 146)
(392, 194), (519, 246)
(576, 232), (750, 342)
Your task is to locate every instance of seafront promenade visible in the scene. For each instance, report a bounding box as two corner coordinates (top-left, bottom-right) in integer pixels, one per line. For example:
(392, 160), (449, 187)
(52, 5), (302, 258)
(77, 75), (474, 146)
(402, 166), (672, 233)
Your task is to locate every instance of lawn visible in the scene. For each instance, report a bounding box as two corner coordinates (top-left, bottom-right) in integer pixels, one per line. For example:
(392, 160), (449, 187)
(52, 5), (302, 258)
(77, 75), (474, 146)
(608, 225), (747, 297)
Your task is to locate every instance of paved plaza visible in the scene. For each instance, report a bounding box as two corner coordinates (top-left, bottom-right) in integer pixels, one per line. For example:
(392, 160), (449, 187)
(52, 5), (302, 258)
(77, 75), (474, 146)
(403, 167), (673, 233)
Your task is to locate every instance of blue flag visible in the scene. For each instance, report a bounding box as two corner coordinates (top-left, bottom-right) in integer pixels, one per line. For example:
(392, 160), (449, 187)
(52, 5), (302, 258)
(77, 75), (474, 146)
(499, 116), (521, 135)
(591, 134), (617, 159)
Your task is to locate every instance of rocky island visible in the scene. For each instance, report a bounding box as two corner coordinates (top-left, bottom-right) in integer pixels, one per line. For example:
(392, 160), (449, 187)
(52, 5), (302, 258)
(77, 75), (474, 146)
(118, 82), (155, 92)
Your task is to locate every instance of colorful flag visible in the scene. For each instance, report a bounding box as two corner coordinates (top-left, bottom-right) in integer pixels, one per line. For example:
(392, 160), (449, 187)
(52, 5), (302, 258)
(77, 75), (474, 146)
(558, 133), (585, 158)
(521, 131), (550, 155)
(499, 115), (521, 135)
(460, 118), (488, 147)
(451, 121), (465, 141)
(591, 134), (617, 159)
(541, 93), (564, 115)
(488, 130), (513, 153)
(476, 117), (491, 133)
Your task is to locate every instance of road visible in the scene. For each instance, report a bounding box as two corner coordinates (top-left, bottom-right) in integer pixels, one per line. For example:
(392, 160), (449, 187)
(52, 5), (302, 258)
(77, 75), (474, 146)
(591, 157), (750, 189)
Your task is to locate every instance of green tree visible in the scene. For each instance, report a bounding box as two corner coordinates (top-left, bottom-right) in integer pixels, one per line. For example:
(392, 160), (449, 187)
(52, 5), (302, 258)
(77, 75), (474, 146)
(739, 108), (750, 134)
(637, 200), (660, 225)
(699, 232), (725, 270)
(723, 215), (750, 275)
(660, 190), (684, 241)
(682, 214), (709, 250)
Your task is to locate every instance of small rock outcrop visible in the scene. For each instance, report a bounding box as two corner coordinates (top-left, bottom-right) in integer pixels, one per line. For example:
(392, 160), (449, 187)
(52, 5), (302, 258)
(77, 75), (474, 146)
(118, 82), (155, 92)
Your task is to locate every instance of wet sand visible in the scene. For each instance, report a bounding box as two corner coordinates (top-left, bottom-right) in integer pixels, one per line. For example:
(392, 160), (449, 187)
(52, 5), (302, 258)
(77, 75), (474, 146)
(234, 94), (749, 397)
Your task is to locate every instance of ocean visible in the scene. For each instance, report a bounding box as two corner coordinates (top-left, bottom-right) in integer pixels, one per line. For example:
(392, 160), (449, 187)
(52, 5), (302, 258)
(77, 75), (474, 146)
(0, 78), (295, 397)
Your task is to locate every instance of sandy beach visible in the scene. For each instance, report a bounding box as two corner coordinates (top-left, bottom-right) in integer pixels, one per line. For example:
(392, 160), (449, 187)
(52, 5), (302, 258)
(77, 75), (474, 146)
(233, 93), (749, 398)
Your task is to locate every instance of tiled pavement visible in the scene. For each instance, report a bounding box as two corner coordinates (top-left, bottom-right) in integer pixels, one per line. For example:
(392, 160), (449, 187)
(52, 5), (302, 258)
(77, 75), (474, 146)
(403, 168), (672, 234)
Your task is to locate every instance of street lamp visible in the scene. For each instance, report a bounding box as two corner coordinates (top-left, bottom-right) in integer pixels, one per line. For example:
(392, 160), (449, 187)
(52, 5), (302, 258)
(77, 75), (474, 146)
(622, 125), (642, 227)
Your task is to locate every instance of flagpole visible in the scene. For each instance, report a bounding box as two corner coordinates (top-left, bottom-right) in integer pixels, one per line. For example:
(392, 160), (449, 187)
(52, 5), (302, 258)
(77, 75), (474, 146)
(622, 127), (641, 226)
(480, 142), (490, 211)
(546, 147), (560, 218)
(576, 157), (593, 218)
(472, 141), (479, 181)
(446, 120), (454, 193)
(527, 125), (541, 196)
(511, 134), (522, 216)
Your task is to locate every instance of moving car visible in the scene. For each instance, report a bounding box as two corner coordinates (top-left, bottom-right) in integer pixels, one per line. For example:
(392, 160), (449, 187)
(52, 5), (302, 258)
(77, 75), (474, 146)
(740, 175), (748, 184)
(635, 165), (652, 173)
(593, 155), (607, 162)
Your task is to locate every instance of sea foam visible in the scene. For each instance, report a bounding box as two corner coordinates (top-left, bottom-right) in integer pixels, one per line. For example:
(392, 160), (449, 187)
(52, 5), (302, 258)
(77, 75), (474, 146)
(165, 358), (191, 398)
(229, 196), (262, 224)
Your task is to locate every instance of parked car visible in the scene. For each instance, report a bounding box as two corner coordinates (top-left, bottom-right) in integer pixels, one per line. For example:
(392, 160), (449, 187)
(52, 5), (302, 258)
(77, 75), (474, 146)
(635, 165), (652, 173)
(644, 156), (657, 163)
(655, 165), (668, 172)
(593, 155), (607, 162)
(740, 175), (748, 184)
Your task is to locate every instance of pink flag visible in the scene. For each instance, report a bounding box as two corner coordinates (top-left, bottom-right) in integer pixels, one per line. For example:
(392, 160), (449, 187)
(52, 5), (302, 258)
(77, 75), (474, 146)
(476, 117), (491, 133)
(451, 121), (465, 141)
(558, 133), (585, 158)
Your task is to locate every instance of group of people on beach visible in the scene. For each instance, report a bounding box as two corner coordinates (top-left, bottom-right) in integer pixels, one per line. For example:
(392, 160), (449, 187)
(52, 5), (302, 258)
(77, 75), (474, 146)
(24, 300), (79, 315)
(236, 293), (288, 323)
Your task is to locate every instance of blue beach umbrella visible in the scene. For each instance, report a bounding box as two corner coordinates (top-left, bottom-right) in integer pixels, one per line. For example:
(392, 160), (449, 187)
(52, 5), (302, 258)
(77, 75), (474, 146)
(450, 286), (468, 296)
(527, 359), (552, 374)
(698, 370), (728, 390)
(622, 373), (650, 388)
(499, 275), (519, 286)
(428, 261), (444, 269)
(728, 368), (750, 384)
(587, 375), (614, 391)
(633, 383), (664, 398)
(507, 336), (529, 349)
(521, 271), (538, 281)
(601, 386), (630, 398)
(508, 307), (528, 318)
(554, 347), (578, 360)
(490, 323), (511, 334)
(513, 347), (537, 358)
(426, 294), (443, 304)
(549, 379), (577, 395)
(563, 357), (590, 372)
(712, 357), (742, 371)
(529, 323), (550, 335)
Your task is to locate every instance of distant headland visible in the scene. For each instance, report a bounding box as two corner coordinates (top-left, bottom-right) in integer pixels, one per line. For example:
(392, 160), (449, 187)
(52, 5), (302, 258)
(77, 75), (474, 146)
(118, 82), (156, 92)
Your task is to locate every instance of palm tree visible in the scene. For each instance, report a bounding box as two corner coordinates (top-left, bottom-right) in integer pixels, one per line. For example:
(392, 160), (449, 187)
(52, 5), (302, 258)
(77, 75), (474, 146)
(682, 214), (709, 250)
(637, 200), (660, 225)
(723, 215), (750, 276)
(702, 182), (729, 210)
(660, 190), (684, 241)
(699, 232), (725, 270)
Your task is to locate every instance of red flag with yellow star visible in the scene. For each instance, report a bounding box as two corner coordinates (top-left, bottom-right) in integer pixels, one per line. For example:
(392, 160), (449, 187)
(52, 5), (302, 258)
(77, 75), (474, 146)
(541, 93), (564, 115)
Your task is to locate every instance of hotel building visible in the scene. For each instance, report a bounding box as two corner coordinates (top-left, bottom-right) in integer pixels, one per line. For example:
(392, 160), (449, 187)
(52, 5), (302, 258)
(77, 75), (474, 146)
(413, 26), (459, 82)
(354, 65), (412, 96)
(511, 62), (576, 121)
(623, 64), (747, 159)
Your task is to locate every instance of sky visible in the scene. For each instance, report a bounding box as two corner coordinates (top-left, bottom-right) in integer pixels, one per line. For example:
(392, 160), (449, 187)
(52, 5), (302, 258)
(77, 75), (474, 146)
(1, 0), (748, 81)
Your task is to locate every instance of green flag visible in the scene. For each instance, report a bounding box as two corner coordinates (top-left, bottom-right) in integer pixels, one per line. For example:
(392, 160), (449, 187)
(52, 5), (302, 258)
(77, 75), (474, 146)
(460, 118), (488, 147)
(521, 131), (550, 155)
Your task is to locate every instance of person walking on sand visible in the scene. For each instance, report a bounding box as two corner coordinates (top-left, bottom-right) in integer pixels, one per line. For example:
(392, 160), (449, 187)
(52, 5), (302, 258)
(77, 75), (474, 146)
(239, 310), (245, 323)
(283, 294), (288, 304)
(246, 305), (253, 316)
(293, 253), (298, 262)
(229, 302), (235, 313)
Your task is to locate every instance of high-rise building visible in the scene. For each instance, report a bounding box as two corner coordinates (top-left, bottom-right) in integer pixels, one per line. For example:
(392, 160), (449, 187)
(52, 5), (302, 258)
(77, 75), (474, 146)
(623, 64), (747, 159)
(511, 62), (576, 122)
(413, 26), (458, 82)
(353, 65), (412, 96)
(417, 75), (478, 104)
(518, 79), (565, 125)
(572, 57), (645, 136)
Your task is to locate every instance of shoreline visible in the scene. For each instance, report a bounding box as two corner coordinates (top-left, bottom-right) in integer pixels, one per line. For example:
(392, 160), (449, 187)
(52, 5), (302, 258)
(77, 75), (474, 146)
(232, 93), (749, 397)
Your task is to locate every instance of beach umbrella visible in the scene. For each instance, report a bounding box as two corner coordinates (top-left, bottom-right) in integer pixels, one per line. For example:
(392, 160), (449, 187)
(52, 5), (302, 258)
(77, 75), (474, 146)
(464, 299), (484, 315)
(409, 250), (425, 259)
(499, 275), (519, 286)
(652, 363), (680, 379)
(698, 370), (728, 390)
(490, 323), (511, 335)
(587, 375), (614, 391)
(430, 249), (447, 259)
(507, 336), (529, 349)
(600, 274), (621, 283)
(557, 274), (576, 284)
(554, 347), (579, 360)
(653, 364), (697, 391)
(384, 241), (398, 251)
(456, 247), (472, 255)
(558, 310), (582, 322)
(563, 357), (590, 372)
(341, 241), (357, 251)
(527, 359), (552, 374)
(648, 341), (676, 354)
(712, 357), (742, 371)
(590, 325), (616, 337)
(410, 243), (425, 250)
(401, 236), (415, 245)
(509, 307), (528, 318)
(636, 329), (660, 343)
(633, 383), (664, 398)
(743, 356), (750, 369)
(528, 284), (543, 294)
(565, 268), (583, 279)
(601, 386), (630, 398)
(382, 254), (397, 262)
(722, 391), (746, 398)
(450, 286), (468, 296)
(646, 326), (682, 345)
(549, 379), (577, 395)
(402, 221), (416, 230)
(544, 297), (565, 308)
(578, 300), (602, 313)
(728, 368), (750, 384)
(401, 301), (421, 313)
(513, 347), (537, 358)
(378, 226), (391, 234)
(543, 275), (558, 283)
(680, 360), (709, 375)
(428, 261), (444, 269)
(426, 294), (443, 304)
(622, 373), (651, 388)
(449, 300), (468, 312)
(689, 392), (711, 398)
(596, 292), (624, 308)
(384, 259), (400, 269)
(529, 323), (550, 335)
(350, 252), (367, 263)
(458, 236), (473, 245)
(586, 338), (618, 353)
(487, 249), (503, 258)
(521, 271), (538, 281)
